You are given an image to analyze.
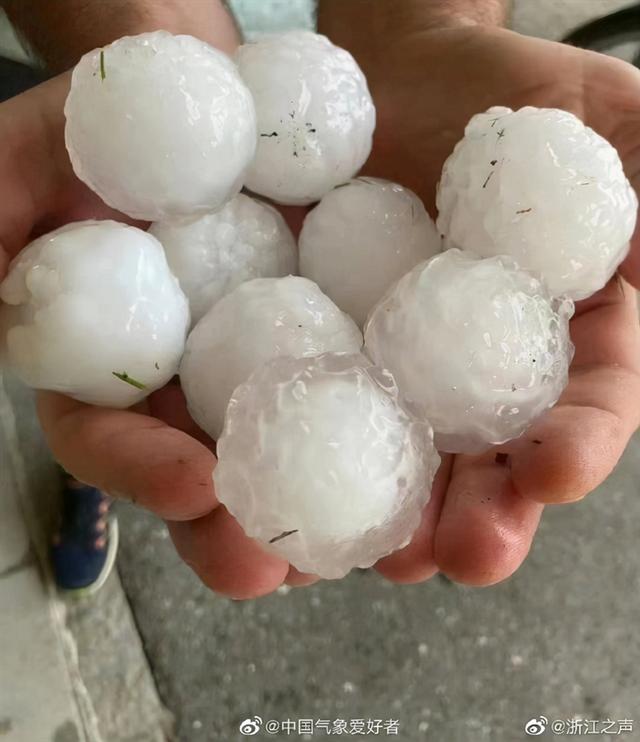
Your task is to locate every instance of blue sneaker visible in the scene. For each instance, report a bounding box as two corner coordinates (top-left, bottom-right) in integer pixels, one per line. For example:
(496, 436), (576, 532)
(51, 473), (118, 596)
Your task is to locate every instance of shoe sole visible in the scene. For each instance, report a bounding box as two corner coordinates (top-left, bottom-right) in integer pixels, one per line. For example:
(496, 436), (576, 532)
(63, 515), (119, 599)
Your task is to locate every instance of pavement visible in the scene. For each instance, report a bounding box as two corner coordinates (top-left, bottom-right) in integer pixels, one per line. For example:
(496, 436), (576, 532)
(1, 2), (640, 742)
(0, 372), (170, 742)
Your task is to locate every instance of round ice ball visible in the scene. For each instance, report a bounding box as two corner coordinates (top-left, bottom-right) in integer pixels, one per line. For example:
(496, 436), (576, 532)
(150, 194), (298, 325)
(64, 31), (257, 221)
(364, 249), (574, 454)
(299, 177), (441, 326)
(180, 276), (362, 439)
(436, 106), (637, 300)
(214, 352), (440, 579)
(0, 221), (189, 408)
(236, 31), (376, 205)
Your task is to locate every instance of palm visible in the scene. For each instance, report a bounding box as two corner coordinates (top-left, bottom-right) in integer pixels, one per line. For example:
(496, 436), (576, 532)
(363, 26), (640, 215)
(370, 27), (640, 584)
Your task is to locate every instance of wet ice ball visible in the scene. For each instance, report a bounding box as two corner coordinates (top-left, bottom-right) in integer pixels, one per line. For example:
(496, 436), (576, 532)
(299, 177), (441, 326)
(214, 352), (440, 579)
(364, 249), (574, 454)
(150, 194), (298, 324)
(0, 221), (189, 408)
(236, 31), (376, 205)
(180, 276), (362, 439)
(65, 32), (257, 221)
(437, 106), (637, 299)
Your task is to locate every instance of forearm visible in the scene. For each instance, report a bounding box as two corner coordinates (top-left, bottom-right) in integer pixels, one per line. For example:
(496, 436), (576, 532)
(2, 0), (239, 72)
(318, 0), (510, 43)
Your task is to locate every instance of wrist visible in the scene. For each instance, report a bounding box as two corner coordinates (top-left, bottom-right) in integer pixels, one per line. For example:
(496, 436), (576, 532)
(3, 0), (239, 72)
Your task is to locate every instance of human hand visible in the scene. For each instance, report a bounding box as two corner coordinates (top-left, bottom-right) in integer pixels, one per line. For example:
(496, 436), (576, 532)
(0, 73), (310, 597)
(318, 23), (640, 586)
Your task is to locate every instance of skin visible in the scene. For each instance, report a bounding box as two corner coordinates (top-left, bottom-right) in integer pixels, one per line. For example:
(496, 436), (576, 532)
(1, 1), (640, 598)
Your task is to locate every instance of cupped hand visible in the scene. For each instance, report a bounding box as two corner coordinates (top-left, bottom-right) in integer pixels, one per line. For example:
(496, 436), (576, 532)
(0, 74), (297, 597)
(363, 25), (640, 586)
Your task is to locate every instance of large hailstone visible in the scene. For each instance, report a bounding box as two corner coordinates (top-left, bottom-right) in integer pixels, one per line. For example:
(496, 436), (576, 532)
(215, 352), (440, 579)
(236, 31), (376, 205)
(436, 106), (637, 300)
(364, 250), (574, 454)
(180, 276), (362, 439)
(0, 221), (189, 408)
(150, 194), (298, 325)
(299, 177), (442, 326)
(65, 31), (257, 221)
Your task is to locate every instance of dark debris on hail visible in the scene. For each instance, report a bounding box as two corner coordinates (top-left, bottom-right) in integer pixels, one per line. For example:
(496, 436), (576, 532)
(269, 529), (299, 544)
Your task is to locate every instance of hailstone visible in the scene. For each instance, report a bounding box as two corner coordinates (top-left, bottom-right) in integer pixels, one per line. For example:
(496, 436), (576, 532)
(436, 106), (637, 299)
(0, 221), (189, 408)
(180, 276), (362, 439)
(150, 194), (298, 324)
(299, 177), (442, 326)
(235, 31), (376, 205)
(214, 352), (440, 579)
(364, 250), (574, 454)
(64, 31), (257, 221)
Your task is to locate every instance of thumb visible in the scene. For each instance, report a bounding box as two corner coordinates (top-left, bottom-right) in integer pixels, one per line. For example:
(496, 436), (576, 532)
(619, 223), (640, 289)
(0, 243), (8, 281)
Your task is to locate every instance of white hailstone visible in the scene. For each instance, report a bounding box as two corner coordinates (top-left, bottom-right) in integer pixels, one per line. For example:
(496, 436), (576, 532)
(150, 194), (298, 325)
(236, 31), (376, 205)
(299, 177), (442, 326)
(437, 106), (637, 300)
(214, 352), (440, 579)
(364, 249), (574, 454)
(0, 221), (189, 408)
(64, 31), (257, 221)
(180, 276), (362, 439)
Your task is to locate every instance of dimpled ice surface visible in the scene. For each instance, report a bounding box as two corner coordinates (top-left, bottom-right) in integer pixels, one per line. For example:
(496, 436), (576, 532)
(150, 194), (298, 324)
(214, 353), (440, 579)
(236, 31), (376, 205)
(64, 32), (257, 221)
(436, 106), (637, 300)
(180, 276), (363, 440)
(299, 177), (442, 326)
(364, 250), (574, 454)
(0, 221), (189, 408)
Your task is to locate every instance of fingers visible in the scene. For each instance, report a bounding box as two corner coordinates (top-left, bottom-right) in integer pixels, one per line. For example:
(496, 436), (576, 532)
(505, 277), (640, 504)
(434, 452), (544, 586)
(146, 382), (215, 448)
(0, 242), (8, 281)
(285, 567), (319, 587)
(614, 123), (640, 291)
(374, 455), (453, 583)
(169, 507), (290, 600)
(506, 380), (635, 504)
(37, 391), (217, 520)
(620, 233), (640, 290)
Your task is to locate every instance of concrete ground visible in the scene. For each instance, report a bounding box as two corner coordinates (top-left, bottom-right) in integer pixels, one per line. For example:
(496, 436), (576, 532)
(1, 2), (640, 742)
(116, 437), (640, 741)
